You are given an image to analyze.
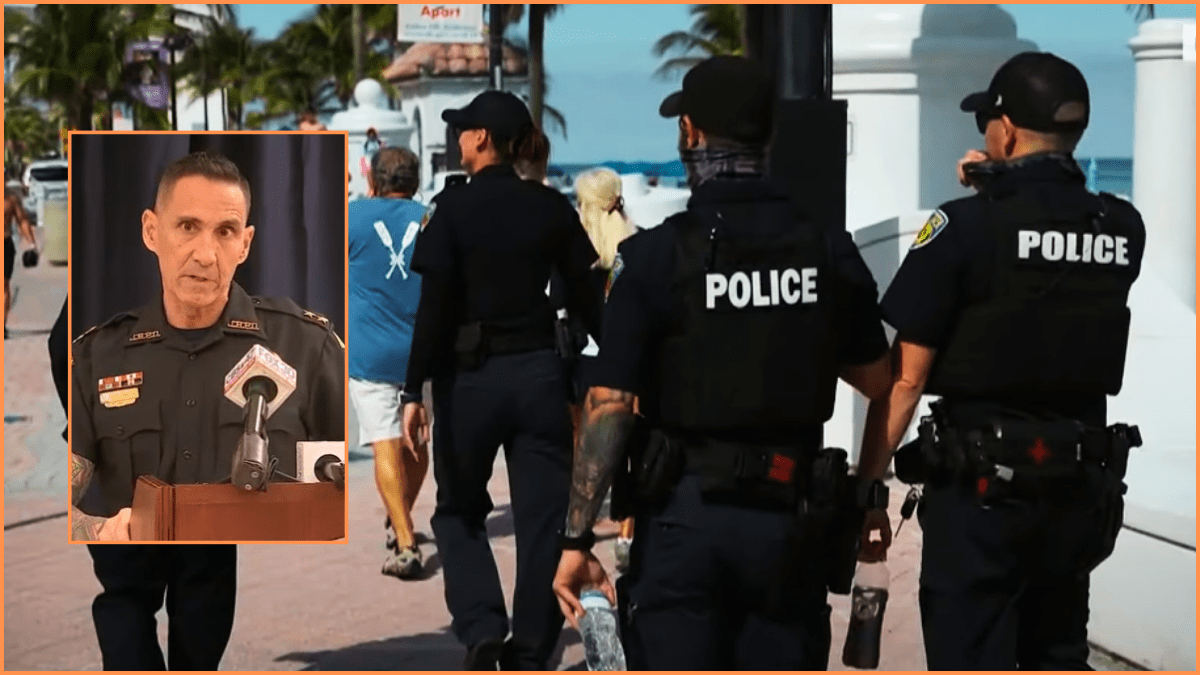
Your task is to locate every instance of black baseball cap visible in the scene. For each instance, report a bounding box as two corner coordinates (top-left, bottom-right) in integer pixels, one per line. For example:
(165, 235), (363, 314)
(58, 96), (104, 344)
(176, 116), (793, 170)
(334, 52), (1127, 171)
(659, 56), (776, 143)
(960, 52), (1090, 134)
(442, 90), (532, 139)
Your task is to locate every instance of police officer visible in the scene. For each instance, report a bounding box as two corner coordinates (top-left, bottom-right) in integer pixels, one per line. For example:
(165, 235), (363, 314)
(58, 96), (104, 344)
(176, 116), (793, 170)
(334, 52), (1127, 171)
(551, 56), (895, 670)
(870, 52), (1146, 669)
(69, 151), (345, 670)
(400, 91), (603, 670)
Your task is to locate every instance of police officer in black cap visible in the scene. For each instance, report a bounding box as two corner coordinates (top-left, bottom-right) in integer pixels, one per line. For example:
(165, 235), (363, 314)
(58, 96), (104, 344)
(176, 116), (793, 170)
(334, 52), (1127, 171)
(400, 90), (603, 670)
(871, 51), (1146, 669)
(550, 55), (896, 669)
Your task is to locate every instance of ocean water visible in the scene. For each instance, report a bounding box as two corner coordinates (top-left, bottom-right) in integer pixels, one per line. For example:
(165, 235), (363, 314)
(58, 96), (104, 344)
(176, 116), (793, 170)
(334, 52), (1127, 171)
(551, 157), (1134, 197)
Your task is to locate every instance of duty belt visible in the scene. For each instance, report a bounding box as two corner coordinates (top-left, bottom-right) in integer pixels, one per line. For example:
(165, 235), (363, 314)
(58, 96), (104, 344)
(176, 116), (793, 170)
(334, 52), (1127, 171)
(915, 401), (1142, 498)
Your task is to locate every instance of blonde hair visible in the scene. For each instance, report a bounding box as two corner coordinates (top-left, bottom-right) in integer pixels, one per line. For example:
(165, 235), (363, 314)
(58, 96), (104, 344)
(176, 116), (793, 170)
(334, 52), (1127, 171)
(575, 168), (633, 270)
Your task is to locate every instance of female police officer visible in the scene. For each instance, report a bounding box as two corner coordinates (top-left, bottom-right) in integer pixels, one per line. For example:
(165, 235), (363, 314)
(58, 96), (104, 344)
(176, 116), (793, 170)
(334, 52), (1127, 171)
(400, 90), (603, 671)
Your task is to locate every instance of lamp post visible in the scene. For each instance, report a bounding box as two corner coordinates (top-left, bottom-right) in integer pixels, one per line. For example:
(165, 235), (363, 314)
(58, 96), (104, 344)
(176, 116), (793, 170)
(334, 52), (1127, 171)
(743, 5), (845, 234)
(162, 31), (194, 131)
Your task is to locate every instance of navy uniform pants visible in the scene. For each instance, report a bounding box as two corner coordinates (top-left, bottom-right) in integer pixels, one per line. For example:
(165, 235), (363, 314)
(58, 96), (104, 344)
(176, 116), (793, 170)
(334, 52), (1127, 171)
(619, 474), (833, 670)
(917, 468), (1116, 670)
(87, 544), (237, 671)
(430, 349), (572, 670)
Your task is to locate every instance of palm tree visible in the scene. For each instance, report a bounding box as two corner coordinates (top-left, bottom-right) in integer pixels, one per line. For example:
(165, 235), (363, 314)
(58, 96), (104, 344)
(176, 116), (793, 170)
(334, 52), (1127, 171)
(270, 4), (397, 111)
(5, 5), (175, 130)
(652, 4), (745, 81)
(1126, 4), (1156, 21)
(174, 9), (263, 129)
(527, 4), (564, 131)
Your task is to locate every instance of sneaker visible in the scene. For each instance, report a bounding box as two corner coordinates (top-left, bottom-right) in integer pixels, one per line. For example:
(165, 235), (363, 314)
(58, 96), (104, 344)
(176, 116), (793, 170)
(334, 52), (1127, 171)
(614, 537), (632, 573)
(385, 516), (397, 551)
(382, 545), (423, 580)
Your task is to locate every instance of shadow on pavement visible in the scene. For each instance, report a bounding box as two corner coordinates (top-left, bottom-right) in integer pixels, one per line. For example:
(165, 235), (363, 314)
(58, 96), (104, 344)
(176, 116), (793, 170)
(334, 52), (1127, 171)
(274, 625), (586, 671)
(274, 627), (463, 670)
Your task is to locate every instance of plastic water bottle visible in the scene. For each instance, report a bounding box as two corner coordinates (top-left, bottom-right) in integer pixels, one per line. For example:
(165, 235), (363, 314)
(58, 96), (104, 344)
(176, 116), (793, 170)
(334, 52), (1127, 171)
(841, 560), (890, 669)
(578, 588), (627, 671)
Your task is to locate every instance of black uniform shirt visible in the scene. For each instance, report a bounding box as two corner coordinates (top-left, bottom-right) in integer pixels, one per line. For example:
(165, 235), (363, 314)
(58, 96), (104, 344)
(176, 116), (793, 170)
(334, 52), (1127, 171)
(71, 282), (345, 515)
(405, 163), (601, 389)
(880, 153), (1146, 425)
(593, 178), (891, 419)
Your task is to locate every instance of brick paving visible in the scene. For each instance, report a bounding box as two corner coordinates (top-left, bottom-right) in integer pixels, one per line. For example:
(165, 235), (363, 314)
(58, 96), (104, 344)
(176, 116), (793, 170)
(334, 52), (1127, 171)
(2, 256), (1132, 671)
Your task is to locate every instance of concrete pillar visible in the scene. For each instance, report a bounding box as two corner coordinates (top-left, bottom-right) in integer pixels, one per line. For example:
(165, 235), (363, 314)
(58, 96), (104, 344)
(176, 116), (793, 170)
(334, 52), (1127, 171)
(824, 4), (1034, 458)
(328, 79), (415, 202)
(1130, 19), (1196, 310)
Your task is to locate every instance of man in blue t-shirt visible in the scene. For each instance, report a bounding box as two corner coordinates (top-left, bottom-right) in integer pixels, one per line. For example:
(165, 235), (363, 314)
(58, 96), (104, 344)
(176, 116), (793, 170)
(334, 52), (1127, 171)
(349, 146), (430, 579)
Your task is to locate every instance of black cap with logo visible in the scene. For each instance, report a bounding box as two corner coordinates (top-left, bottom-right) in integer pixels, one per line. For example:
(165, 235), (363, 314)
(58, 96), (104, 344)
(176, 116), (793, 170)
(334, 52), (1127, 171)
(960, 52), (1090, 135)
(442, 90), (533, 139)
(659, 56), (776, 143)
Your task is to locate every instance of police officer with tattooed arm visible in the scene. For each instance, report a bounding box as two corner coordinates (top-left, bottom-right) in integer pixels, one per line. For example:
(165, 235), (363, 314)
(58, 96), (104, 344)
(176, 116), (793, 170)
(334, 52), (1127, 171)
(872, 52), (1145, 670)
(551, 56), (896, 670)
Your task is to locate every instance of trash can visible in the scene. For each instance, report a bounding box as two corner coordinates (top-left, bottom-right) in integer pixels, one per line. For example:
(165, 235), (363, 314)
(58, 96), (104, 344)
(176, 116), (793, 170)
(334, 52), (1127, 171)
(40, 183), (68, 266)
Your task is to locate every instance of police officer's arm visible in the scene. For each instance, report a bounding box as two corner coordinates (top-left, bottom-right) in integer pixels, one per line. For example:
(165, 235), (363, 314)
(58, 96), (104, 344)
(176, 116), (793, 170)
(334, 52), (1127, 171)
(555, 205), (603, 339)
(306, 328), (346, 440)
(827, 232), (895, 481)
(403, 200), (457, 399)
(563, 235), (658, 539)
(68, 346), (113, 541)
(49, 299), (69, 417)
(868, 208), (966, 470)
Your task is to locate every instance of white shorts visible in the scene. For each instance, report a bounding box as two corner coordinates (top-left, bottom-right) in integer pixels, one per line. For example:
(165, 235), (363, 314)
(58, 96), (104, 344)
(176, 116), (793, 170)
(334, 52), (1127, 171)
(349, 378), (404, 445)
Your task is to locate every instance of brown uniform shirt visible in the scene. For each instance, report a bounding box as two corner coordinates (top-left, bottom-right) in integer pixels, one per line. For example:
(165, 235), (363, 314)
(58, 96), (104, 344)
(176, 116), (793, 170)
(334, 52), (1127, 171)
(71, 282), (345, 516)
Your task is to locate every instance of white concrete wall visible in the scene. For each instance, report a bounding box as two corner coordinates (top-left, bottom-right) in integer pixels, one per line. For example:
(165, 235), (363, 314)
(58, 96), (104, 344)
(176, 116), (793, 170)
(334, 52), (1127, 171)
(825, 4), (1036, 458)
(395, 76), (529, 196)
(1129, 19), (1196, 310)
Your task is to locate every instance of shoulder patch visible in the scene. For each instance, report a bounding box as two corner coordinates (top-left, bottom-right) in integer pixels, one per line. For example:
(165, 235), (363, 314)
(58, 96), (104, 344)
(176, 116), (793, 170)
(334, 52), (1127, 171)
(608, 252), (625, 290)
(420, 202), (437, 231)
(72, 311), (134, 345)
(910, 209), (949, 250)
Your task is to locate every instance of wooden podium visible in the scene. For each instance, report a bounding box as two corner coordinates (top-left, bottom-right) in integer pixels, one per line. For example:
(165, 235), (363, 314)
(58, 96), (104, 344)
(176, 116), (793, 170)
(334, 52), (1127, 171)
(129, 476), (346, 542)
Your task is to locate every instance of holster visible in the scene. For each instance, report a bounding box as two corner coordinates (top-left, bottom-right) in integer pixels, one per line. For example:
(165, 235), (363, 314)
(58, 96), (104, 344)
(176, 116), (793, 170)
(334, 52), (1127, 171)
(632, 427), (686, 508)
(553, 315), (589, 404)
(609, 416), (652, 522)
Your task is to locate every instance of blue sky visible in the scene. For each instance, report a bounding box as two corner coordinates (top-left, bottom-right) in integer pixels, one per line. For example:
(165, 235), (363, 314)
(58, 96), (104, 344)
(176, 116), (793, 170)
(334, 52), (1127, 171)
(236, 3), (1197, 163)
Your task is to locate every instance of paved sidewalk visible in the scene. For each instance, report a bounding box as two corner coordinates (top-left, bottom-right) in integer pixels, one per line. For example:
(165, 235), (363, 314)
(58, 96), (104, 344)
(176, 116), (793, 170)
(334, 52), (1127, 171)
(4, 256), (69, 526)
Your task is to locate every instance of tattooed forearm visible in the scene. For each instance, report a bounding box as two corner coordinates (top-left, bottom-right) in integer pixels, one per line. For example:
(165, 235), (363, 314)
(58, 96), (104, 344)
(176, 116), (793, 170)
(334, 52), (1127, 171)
(69, 454), (104, 541)
(70, 453), (93, 507)
(71, 509), (106, 541)
(565, 387), (636, 538)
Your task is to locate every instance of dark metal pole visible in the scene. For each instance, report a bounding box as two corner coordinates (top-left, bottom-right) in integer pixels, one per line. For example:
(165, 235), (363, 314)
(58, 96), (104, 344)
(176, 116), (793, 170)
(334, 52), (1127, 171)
(168, 8), (179, 130)
(742, 4), (845, 233)
(488, 4), (504, 90)
(202, 51), (209, 130)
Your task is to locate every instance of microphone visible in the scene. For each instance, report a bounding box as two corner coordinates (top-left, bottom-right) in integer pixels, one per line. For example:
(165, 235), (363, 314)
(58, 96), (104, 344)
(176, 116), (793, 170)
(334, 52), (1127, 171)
(223, 345), (298, 492)
(313, 453), (345, 489)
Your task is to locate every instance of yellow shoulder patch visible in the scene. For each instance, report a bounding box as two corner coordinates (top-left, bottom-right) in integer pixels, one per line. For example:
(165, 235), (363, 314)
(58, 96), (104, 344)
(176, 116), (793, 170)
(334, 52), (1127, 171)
(911, 209), (949, 250)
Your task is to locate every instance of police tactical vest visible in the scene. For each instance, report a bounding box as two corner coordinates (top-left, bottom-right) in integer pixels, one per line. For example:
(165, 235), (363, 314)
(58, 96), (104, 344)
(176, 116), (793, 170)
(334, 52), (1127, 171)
(926, 189), (1141, 399)
(656, 207), (844, 432)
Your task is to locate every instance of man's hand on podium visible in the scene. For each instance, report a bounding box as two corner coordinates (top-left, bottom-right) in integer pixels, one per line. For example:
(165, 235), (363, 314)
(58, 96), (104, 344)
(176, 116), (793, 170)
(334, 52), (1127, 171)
(96, 506), (132, 538)
(96, 508), (132, 541)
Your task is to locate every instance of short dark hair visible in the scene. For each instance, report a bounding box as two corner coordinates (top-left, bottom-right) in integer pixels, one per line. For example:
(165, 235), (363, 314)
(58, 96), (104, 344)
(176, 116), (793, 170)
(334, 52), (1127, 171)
(156, 151), (252, 215)
(371, 146), (420, 197)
